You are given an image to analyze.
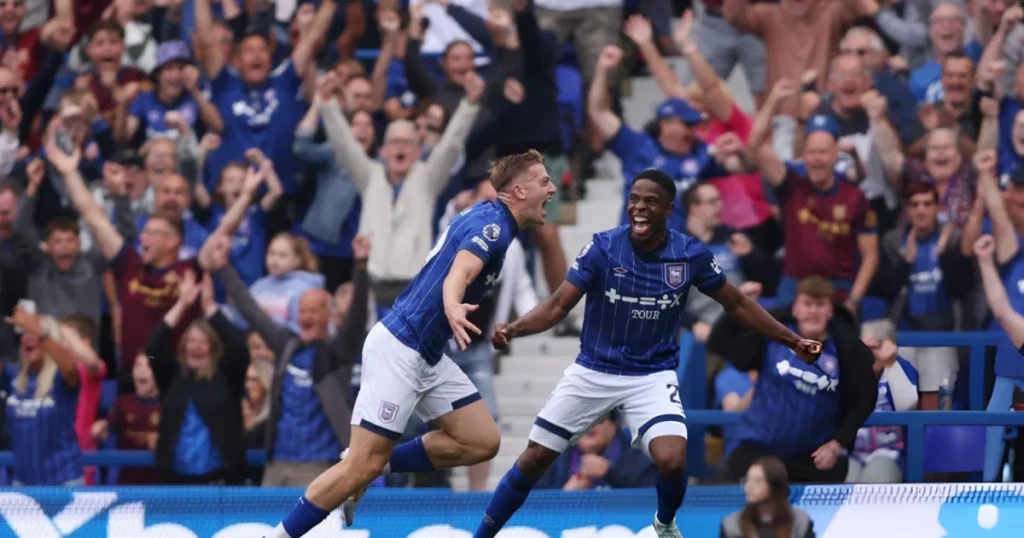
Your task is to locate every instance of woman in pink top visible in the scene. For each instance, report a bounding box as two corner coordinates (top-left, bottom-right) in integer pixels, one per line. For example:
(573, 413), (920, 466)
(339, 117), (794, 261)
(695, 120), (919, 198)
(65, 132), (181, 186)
(60, 315), (108, 486)
(624, 11), (778, 254)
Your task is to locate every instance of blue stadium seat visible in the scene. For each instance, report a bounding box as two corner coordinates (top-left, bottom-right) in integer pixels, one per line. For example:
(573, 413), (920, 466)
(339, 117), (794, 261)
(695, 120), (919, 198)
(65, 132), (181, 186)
(556, 65), (584, 155)
(923, 425), (985, 473)
(860, 296), (889, 321)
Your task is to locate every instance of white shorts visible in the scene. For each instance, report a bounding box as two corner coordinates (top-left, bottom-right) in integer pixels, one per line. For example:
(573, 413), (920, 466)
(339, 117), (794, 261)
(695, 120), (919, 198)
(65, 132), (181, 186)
(899, 346), (959, 392)
(529, 363), (688, 454)
(351, 323), (481, 440)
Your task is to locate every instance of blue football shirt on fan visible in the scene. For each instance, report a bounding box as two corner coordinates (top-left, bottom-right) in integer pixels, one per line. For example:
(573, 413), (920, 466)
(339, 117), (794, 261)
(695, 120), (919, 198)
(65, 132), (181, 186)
(567, 226), (727, 375)
(273, 347), (342, 462)
(383, 200), (518, 365)
(993, 240), (1024, 379)
(173, 400), (224, 476)
(208, 204), (267, 286)
(4, 365), (81, 485)
(904, 229), (950, 320)
(205, 61), (305, 194)
(735, 336), (841, 459)
(128, 90), (202, 141)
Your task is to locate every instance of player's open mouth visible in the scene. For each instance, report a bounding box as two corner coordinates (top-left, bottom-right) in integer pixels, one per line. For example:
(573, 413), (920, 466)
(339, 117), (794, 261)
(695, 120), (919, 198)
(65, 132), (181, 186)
(632, 216), (650, 234)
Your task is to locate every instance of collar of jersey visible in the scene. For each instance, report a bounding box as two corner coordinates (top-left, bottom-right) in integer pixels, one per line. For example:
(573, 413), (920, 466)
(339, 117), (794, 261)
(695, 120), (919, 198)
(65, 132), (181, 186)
(497, 199), (519, 237)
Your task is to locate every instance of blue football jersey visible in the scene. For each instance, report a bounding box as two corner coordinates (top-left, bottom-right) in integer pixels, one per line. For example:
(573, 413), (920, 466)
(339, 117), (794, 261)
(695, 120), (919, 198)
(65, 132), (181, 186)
(568, 226), (727, 375)
(384, 200), (518, 364)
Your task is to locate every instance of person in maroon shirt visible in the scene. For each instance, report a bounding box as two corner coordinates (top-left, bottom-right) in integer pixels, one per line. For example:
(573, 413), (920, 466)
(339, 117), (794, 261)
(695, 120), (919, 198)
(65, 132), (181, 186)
(73, 20), (150, 127)
(42, 123), (200, 391)
(750, 79), (880, 311)
(92, 354), (161, 485)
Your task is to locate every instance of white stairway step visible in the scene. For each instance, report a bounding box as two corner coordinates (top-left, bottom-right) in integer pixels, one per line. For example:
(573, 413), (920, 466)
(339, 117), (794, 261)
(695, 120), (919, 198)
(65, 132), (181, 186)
(496, 395), (547, 417)
(498, 417), (535, 438)
(509, 335), (581, 357)
(493, 374), (561, 400)
(500, 356), (576, 378)
(583, 177), (623, 202)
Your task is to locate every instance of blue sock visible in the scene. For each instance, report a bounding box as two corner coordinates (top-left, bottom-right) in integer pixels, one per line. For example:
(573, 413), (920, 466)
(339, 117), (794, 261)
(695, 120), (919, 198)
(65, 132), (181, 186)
(281, 496), (330, 537)
(474, 462), (537, 538)
(389, 436), (436, 473)
(655, 473), (688, 526)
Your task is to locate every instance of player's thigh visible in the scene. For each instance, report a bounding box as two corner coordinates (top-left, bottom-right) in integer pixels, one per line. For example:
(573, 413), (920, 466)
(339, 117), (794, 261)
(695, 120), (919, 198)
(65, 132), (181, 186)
(350, 324), (424, 442)
(620, 369), (688, 457)
(530, 364), (620, 453)
(421, 355), (500, 451)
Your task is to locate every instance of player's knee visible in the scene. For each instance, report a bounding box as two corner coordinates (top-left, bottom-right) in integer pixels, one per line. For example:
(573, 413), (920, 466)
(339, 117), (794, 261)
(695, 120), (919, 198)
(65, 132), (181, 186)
(517, 442), (559, 479)
(650, 438), (687, 476)
(344, 449), (390, 483)
(470, 425), (501, 463)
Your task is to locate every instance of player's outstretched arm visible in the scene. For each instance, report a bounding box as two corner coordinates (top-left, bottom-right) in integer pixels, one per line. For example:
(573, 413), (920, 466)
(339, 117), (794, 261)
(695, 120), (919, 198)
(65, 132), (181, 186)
(493, 280), (585, 349)
(444, 251), (488, 351)
(709, 281), (822, 363)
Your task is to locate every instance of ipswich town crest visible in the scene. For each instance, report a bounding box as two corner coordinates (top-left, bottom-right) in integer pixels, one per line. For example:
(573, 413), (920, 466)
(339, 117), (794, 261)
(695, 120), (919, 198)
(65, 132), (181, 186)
(664, 263), (685, 289)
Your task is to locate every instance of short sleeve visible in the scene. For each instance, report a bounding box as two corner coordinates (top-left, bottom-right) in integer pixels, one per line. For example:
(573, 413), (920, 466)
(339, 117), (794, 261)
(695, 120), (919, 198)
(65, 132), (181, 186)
(714, 367), (753, 408)
(606, 124), (650, 164)
(896, 357), (919, 389)
(566, 236), (604, 292)
(691, 245), (728, 295)
(852, 192), (878, 234)
(457, 219), (507, 264)
(272, 59), (303, 95)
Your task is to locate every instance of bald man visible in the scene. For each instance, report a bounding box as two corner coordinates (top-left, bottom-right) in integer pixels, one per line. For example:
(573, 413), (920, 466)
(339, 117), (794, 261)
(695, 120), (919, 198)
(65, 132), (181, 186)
(209, 235), (358, 488)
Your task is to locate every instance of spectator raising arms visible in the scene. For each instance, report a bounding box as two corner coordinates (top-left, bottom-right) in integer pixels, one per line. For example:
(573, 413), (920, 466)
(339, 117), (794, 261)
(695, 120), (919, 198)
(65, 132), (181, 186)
(51, 119), (202, 389)
(4, 306), (82, 486)
(146, 269), (250, 485)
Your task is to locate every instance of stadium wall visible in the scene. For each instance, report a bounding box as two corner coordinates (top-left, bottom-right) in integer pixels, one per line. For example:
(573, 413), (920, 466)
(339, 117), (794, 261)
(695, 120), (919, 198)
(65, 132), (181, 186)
(0, 484), (1022, 537)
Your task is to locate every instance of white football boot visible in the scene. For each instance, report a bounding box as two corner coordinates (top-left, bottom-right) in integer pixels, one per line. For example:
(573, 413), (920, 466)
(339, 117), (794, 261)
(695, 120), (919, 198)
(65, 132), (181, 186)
(653, 513), (682, 538)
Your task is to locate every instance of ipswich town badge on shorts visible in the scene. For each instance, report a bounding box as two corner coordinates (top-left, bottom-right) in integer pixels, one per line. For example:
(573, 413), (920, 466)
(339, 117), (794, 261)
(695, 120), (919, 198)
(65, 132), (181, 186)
(379, 402), (399, 423)
(664, 263), (686, 289)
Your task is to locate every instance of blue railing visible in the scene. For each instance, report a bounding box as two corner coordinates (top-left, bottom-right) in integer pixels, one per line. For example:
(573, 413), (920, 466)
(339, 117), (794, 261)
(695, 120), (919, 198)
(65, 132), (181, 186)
(679, 330), (1010, 480)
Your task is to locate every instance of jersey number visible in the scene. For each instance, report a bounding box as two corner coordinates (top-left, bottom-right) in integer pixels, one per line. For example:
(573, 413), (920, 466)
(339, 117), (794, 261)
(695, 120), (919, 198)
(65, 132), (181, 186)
(666, 384), (682, 408)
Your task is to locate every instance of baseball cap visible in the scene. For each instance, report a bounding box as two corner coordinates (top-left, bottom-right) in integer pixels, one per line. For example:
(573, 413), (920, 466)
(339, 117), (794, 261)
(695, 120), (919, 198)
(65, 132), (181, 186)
(655, 98), (704, 125)
(806, 114), (840, 140)
(153, 40), (192, 74)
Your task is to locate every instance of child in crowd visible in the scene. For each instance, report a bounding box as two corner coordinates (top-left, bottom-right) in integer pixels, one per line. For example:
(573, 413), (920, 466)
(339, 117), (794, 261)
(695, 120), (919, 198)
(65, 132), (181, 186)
(248, 232), (324, 330)
(92, 353), (162, 485)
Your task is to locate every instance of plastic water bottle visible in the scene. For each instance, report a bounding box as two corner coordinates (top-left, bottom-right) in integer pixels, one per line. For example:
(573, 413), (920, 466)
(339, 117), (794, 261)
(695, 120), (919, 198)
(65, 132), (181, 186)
(938, 378), (953, 410)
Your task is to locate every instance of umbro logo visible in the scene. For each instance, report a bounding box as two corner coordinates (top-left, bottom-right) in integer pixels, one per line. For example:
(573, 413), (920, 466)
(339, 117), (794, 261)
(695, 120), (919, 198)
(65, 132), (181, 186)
(613, 267), (628, 277)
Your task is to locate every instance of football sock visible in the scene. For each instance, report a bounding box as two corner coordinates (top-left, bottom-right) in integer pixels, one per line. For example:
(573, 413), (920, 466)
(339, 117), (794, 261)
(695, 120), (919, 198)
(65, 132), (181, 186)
(655, 472), (687, 526)
(280, 496), (330, 538)
(473, 462), (537, 538)
(388, 436), (435, 473)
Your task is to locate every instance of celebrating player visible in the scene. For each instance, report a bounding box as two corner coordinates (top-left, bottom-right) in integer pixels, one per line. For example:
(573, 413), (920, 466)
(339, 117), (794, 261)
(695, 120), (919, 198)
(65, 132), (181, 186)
(473, 169), (821, 538)
(266, 151), (557, 538)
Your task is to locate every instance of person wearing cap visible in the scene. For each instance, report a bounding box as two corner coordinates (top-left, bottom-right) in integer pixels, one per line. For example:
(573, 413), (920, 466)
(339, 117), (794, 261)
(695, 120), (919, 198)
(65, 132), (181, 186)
(193, 0), (336, 197)
(749, 79), (879, 311)
(589, 45), (754, 232)
(120, 40), (224, 146)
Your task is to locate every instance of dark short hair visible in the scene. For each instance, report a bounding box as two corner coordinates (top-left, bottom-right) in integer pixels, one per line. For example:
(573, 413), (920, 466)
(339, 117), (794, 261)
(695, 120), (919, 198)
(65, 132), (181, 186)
(150, 210), (185, 240)
(941, 50), (973, 70)
(87, 19), (125, 41)
(490, 150), (545, 192)
(632, 169), (677, 203)
(903, 180), (939, 202)
(45, 217), (80, 239)
(681, 181), (714, 209)
(795, 275), (835, 301)
(60, 314), (96, 342)
(443, 40), (474, 60)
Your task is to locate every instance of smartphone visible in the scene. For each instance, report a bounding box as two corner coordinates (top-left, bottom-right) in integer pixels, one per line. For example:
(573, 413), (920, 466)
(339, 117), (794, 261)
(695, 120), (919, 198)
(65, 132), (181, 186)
(14, 299), (35, 334)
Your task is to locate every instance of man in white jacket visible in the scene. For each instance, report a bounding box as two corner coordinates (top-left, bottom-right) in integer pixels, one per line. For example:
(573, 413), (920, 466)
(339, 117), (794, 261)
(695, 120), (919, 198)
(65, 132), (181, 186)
(320, 70), (484, 315)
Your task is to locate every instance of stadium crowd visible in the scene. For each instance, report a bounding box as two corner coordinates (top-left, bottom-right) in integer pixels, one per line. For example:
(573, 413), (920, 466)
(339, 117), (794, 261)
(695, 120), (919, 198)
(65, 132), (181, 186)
(0, 0), (1022, 506)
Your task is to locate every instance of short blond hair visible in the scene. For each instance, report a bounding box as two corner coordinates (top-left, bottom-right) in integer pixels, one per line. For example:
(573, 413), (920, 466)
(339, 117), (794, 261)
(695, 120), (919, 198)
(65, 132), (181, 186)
(489, 150), (545, 192)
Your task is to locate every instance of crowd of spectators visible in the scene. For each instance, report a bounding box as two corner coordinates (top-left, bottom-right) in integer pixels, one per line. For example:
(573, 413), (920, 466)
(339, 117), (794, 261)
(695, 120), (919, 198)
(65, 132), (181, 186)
(0, 0), (1023, 494)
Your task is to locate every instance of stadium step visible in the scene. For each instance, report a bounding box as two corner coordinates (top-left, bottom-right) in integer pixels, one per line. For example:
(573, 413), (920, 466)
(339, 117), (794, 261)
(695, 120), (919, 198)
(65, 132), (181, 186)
(493, 374), (561, 400)
(495, 395), (548, 418)
(508, 335), (581, 358)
